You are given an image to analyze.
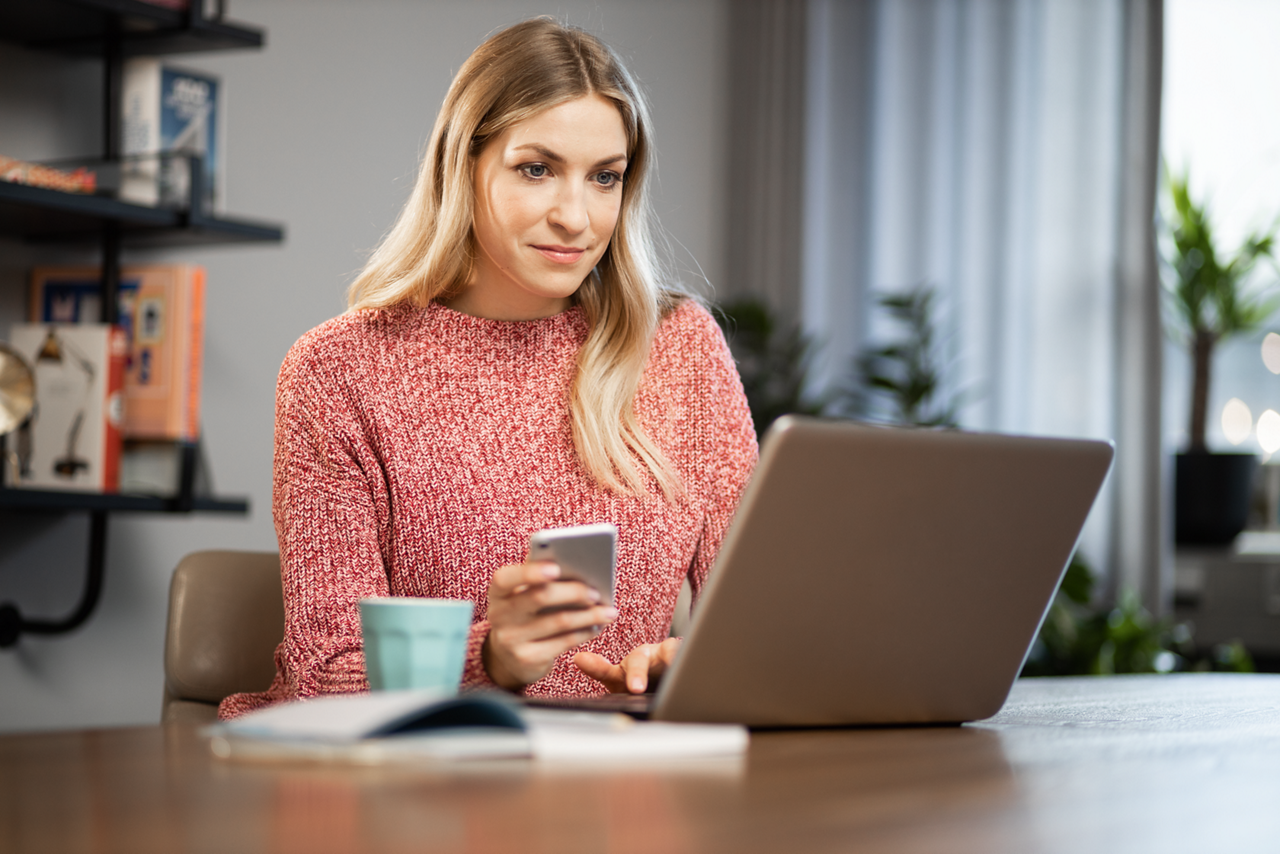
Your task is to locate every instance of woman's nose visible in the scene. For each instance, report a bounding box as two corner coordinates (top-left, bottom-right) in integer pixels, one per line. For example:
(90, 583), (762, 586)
(548, 185), (589, 234)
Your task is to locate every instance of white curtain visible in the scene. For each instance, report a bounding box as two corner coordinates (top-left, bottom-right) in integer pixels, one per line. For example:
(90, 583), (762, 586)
(728, 0), (1166, 606)
(724, 0), (809, 318)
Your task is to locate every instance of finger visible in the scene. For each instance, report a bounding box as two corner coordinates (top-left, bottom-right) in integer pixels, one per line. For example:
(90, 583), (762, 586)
(495, 628), (604, 687)
(491, 561), (560, 598)
(573, 651), (626, 689)
(528, 579), (601, 612)
(641, 638), (681, 685)
(654, 637), (682, 670)
(518, 629), (605, 673)
(503, 605), (618, 646)
(496, 578), (599, 622)
(620, 645), (655, 694)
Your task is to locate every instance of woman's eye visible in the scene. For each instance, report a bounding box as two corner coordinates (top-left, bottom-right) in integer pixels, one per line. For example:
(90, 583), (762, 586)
(593, 171), (621, 188)
(520, 164), (549, 179)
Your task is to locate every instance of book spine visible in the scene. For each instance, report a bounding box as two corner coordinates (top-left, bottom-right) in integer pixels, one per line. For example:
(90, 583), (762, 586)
(103, 327), (129, 492)
(184, 267), (206, 442)
(123, 58), (161, 155)
(159, 66), (219, 210)
(122, 59), (162, 206)
(29, 265), (100, 323)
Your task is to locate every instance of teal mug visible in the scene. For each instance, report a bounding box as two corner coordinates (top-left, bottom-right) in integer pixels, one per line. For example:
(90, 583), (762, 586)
(358, 598), (474, 692)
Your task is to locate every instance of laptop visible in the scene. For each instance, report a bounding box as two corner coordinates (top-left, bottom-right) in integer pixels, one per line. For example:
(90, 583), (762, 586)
(527, 415), (1113, 727)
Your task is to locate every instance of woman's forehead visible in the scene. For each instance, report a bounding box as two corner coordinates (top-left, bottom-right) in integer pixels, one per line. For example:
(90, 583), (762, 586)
(493, 95), (629, 160)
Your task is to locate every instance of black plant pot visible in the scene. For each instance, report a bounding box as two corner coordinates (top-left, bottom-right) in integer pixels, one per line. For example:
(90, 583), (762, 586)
(1175, 451), (1258, 545)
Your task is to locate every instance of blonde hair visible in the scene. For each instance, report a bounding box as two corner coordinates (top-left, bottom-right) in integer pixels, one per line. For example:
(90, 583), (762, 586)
(348, 19), (683, 499)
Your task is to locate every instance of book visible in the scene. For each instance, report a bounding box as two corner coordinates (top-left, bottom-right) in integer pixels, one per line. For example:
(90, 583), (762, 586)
(0, 154), (97, 194)
(30, 265), (206, 442)
(5, 324), (127, 492)
(207, 690), (750, 765)
(121, 58), (220, 210)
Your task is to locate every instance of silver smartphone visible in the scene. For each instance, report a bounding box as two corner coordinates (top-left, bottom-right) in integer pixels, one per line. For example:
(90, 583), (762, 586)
(528, 523), (618, 606)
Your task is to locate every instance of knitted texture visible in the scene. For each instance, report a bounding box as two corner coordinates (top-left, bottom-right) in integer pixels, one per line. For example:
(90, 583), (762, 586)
(219, 298), (757, 719)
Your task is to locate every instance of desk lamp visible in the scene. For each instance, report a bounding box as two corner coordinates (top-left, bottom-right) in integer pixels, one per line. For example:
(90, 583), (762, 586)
(35, 328), (96, 479)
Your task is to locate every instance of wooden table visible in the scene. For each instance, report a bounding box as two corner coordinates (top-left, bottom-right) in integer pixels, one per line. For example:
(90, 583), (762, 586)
(3, 674), (1279, 853)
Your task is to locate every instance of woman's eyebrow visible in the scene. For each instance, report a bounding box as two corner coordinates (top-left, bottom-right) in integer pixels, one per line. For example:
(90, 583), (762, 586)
(513, 143), (627, 169)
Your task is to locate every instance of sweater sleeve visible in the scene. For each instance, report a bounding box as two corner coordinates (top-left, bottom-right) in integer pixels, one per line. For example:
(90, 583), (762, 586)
(463, 620), (501, 692)
(266, 337), (395, 700)
(681, 306), (759, 603)
(221, 328), (501, 719)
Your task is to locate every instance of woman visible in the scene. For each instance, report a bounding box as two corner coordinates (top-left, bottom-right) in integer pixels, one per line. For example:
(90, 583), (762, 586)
(220, 19), (756, 718)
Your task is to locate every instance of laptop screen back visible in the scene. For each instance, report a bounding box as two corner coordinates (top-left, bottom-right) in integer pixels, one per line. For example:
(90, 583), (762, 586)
(653, 417), (1113, 727)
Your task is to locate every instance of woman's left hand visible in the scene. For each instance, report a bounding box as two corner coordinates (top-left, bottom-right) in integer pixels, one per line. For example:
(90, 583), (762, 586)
(573, 637), (682, 694)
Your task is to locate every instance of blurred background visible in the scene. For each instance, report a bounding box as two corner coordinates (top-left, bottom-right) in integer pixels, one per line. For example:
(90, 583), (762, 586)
(0, 0), (1277, 732)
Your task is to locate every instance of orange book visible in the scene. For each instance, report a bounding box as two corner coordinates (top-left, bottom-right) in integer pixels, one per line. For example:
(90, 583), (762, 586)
(29, 265), (205, 441)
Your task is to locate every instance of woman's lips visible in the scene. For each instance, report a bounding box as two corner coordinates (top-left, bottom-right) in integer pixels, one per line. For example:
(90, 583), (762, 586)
(532, 244), (586, 264)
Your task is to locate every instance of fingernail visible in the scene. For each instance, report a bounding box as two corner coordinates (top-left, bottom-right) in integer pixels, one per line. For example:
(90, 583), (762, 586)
(587, 588), (602, 603)
(603, 607), (619, 619)
(541, 564), (560, 579)
(630, 678), (644, 692)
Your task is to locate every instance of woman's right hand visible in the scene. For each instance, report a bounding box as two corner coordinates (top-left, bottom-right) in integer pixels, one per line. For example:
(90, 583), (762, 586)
(482, 561), (618, 691)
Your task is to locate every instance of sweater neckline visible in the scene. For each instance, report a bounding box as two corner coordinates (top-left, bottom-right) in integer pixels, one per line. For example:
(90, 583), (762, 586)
(402, 300), (588, 348)
(426, 299), (583, 328)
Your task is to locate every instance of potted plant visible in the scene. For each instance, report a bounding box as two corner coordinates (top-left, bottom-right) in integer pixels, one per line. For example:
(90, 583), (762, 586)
(713, 298), (825, 439)
(1162, 169), (1279, 543)
(714, 286), (962, 436)
(837, 285), (960, 428)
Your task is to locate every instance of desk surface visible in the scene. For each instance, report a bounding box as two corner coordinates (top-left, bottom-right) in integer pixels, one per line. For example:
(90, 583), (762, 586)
(3, 674), (1279, 854)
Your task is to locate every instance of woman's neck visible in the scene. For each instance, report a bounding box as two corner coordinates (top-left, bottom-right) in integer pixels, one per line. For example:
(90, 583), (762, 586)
(442, 286), (572, 321)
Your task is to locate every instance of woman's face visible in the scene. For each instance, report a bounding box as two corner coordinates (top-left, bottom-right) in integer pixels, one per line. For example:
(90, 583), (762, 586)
(456, 94), (629, 320)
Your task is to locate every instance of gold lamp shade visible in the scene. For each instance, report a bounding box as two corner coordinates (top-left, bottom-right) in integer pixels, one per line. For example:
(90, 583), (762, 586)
(0, 343), (36, 435)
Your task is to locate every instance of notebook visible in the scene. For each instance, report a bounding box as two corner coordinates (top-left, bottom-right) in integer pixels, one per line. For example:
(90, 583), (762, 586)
(528, 416), (1113, 727)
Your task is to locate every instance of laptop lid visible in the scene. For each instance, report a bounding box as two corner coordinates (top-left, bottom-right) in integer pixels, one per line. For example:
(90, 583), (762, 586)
(651, 416), (1114, 727)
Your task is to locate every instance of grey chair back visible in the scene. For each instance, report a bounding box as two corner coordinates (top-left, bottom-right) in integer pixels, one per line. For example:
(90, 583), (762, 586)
(162, 550), (283, 723)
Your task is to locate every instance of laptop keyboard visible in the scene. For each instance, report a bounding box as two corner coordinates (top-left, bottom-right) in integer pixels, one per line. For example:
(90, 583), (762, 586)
(522, 693), (655, 719)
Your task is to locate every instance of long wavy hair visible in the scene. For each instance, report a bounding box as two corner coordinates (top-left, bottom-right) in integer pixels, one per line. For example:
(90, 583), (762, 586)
(347, 19), (683, 499)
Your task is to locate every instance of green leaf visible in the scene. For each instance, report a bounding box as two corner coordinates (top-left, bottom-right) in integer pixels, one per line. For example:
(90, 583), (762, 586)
(1058, 555), (1094, 606)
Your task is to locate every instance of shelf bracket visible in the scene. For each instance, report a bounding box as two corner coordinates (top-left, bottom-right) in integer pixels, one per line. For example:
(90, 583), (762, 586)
(0, 511), (108, 649)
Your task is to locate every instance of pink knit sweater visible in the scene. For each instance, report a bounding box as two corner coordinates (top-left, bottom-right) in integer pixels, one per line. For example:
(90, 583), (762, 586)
(219, 298), (756, 719)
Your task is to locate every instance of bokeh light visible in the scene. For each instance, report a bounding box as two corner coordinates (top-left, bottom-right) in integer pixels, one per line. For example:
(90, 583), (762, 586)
(1262, 333), (1280, 374)
(1221, 398), (1252, 446)
(1258, 409), (1280, 455)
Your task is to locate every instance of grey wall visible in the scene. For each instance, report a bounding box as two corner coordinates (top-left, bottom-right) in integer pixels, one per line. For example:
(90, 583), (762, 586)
(0, 0), (730, 733)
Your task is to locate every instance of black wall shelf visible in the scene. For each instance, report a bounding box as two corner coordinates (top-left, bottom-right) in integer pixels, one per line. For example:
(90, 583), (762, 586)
(1, 0), (265, 56)
(0, 488), (248, 515)
(0, 0), (280, 647)
(0, 180), (284, 246)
